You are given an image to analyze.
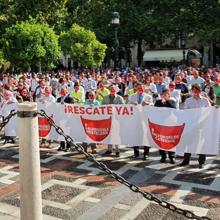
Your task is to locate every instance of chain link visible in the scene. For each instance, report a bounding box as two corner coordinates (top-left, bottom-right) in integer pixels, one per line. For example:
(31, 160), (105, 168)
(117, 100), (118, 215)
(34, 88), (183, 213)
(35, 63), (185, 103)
(38, 109), (211, 220)
(0, 110), (17, 131)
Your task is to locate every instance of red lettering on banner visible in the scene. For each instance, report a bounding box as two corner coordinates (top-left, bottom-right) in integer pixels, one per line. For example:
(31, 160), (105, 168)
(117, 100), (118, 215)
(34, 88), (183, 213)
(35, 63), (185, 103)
(99, 106), (106, 114)
(130, 106), (133, 115)
(64, 105), (132, 115)
(122, 107), (129, 115)
(107, 106), (112, 115)
(93, 107), (100, 115)
(85, 107), (92, 115)
(74, 106), (79, 114)
(67, 105), (73, 113)
(115, 106), (122, 115)
(79, 106), (85, 114)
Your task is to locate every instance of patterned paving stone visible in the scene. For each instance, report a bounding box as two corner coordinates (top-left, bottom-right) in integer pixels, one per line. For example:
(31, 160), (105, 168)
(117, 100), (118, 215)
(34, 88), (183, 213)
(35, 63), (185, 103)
(0, 173), (6, 178)
(67, 201), (96, 219)
(184, 188), (220, 208)
(91, 188), (112, 200)
(84, 175), (119, 188)
(42, 184), (84, 203)
(0, 149), (18, 161)
(212, 160), (220, 165)
(134, 203), (168, 220)
(140, 182), (178, 199)
(91, 160), (127, 171)
(119, 192), (143, 206)
(43, 206), (68, 219)
(1, 192), (20, 207)
(207, 208), (220, 220)
(97, 207), (127, 220)
(52, 174), (77, 183)
(0, 143), (219, 220)
(174, 171), (216, 185)
(121, 169), (138, 179)
(162, 210), (189, 220)
(140, 171), (165, 184)
(133, 160), (153, 168)
(64, 161), (91, 174)
(40, 151), (56, 160)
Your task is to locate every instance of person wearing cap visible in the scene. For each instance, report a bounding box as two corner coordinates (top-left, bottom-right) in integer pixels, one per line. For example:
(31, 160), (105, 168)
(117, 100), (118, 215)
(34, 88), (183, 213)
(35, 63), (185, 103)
(179, 84), (211, 168)
(102, 84), (125, 157)
(154, 88), (176, 164)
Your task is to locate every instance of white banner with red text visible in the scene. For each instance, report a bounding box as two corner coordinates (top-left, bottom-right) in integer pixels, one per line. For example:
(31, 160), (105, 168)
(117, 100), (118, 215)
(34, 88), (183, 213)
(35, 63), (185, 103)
(36, 103), (220, 155)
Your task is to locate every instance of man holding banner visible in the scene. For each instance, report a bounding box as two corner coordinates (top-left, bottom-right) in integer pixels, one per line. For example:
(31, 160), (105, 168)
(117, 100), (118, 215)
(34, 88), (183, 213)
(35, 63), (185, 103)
(179, 84), (211, 168)
(154, 88), (176, 164)
(102, 84), (125, 157)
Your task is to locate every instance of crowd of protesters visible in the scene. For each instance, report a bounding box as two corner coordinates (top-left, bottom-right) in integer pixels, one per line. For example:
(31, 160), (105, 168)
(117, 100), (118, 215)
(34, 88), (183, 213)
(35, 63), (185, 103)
(0, 65), (220, 168)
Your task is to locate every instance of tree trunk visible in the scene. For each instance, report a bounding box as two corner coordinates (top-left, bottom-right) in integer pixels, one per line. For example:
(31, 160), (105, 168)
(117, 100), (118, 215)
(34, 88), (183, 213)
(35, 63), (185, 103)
(137, 39), (143, 67)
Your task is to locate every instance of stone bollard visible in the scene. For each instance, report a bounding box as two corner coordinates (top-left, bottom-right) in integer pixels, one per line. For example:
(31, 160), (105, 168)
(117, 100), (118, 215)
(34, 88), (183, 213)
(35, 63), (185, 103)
(18, 103), (42, 220)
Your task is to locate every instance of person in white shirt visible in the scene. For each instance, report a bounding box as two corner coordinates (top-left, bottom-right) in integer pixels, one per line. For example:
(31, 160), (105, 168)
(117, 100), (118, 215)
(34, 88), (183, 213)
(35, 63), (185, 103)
(84, 74), (97, 99)
(30, 72), (39, 95)
(188, 70), (205, 87)
(37, 86), (55, 148)
(128, 82), (153, 160)
(168, 82), (181, 109)
(179, 84), (211, 168)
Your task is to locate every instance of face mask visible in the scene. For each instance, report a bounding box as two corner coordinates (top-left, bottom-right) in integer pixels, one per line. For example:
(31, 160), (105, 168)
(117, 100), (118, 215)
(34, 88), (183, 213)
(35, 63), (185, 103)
(192, 90), (200, 95)
(45, 92), (50, 97)
(137, 88), (144, 94)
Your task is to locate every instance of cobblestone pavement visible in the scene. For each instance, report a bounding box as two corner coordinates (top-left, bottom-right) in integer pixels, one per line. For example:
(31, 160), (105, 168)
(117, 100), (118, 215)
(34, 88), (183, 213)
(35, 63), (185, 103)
(0, 141), (219, 220)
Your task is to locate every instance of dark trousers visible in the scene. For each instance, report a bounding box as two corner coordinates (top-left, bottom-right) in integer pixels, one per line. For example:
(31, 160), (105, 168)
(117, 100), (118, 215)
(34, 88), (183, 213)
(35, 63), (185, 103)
(159, 150), (175, 160)
(82, 142), (96, 152)
(134, 146), (150, 157)
(182, 153), (206, 165)
(60, 141), (71, 149)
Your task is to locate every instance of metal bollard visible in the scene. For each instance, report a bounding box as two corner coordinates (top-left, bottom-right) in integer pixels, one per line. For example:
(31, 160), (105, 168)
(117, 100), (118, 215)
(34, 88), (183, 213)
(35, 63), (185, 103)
(18, 103), (43, 220)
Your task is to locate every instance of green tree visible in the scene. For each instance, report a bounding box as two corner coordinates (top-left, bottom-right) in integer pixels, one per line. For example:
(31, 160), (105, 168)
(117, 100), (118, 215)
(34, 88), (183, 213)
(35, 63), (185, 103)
(60, 24), (107, 68)
(0, 50), (5, 66)
(12, 0), (68, 33)
(1, 20), (60, 70)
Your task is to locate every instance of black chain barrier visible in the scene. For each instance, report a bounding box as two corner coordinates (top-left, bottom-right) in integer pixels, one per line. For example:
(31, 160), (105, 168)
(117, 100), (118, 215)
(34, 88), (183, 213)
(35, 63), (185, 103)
(38, 109), (211, 220)
(0, 110), (17, 131)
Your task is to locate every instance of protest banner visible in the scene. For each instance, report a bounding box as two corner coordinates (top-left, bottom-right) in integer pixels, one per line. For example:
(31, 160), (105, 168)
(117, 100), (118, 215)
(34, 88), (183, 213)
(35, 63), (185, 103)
(36, 103), (220, 155)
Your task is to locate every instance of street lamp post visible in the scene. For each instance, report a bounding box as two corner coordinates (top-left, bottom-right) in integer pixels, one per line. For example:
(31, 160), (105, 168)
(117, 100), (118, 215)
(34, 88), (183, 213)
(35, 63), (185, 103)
(181, 34), (186, 65)
(111, 12), (120, 69)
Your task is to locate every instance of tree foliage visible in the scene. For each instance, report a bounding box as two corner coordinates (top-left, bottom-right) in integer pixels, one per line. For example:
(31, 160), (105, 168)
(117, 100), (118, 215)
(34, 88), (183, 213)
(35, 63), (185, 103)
(1, 20), (60, 70)
(60, 24), (107, 67)
(1, 0), (220, 67)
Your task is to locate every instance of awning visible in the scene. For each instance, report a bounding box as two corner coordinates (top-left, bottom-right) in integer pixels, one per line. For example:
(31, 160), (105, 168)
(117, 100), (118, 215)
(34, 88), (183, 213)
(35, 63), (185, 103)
(143, 50), (185, 62)
(143, 49), (201, 62)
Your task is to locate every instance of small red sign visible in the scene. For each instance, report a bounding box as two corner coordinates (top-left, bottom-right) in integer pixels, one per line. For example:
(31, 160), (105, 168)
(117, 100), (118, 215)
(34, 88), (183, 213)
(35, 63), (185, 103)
(148, 119), (185, 150)
(80, 116), (112, 141)
(38, 115), (53, 138)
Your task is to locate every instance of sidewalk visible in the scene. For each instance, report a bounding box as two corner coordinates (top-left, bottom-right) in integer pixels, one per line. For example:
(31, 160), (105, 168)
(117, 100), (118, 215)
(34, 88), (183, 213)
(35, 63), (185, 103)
(0, 142), (219, 219)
